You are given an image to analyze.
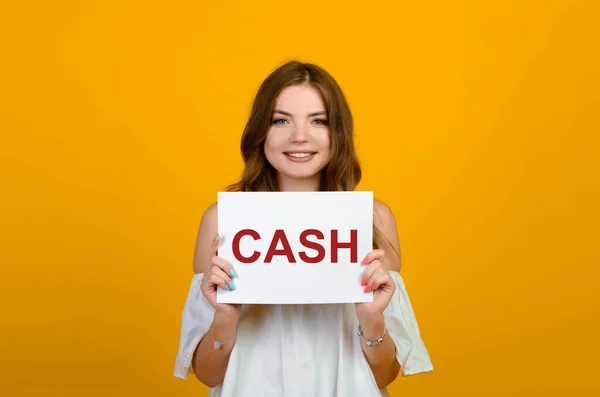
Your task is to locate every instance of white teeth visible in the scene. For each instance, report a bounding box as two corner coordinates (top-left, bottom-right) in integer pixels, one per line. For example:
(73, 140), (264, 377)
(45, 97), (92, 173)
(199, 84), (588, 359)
(287, 152), (313, 158)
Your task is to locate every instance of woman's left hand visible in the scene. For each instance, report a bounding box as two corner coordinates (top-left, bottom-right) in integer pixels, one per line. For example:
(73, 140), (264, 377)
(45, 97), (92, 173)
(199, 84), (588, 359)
(355, 249), (396, 320)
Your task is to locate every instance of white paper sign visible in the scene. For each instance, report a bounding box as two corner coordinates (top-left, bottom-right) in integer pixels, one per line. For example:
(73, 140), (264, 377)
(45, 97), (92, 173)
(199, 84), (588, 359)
(216, 191), (374, 304)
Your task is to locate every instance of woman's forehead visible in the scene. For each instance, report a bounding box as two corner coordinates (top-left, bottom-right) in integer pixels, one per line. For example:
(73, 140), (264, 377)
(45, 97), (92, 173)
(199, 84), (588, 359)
(274, 85), (326, 113)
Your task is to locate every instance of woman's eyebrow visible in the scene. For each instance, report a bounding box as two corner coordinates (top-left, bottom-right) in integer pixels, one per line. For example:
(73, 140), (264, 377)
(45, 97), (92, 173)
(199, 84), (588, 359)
(273, 109), (293, 117)
(273, 109), (327, 117)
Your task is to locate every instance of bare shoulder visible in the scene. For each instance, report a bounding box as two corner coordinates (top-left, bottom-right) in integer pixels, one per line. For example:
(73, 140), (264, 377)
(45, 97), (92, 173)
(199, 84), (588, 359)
(373, 199), (395, 225)
(373, 199), (402, 272)
(192, 202), (218, 274)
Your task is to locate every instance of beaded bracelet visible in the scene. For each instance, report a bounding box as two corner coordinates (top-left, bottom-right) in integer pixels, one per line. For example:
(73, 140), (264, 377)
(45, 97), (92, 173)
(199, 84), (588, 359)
(357, 324), (387, 347)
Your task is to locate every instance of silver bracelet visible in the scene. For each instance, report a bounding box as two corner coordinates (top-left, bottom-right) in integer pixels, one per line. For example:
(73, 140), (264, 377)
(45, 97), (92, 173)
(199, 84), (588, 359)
(357, 323), (386, 347)
(210, 326), (234, 350)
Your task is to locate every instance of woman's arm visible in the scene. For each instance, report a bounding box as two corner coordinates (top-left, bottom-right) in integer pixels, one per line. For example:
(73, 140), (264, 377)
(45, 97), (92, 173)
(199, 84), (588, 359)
(191, 310), (239, 387)
(356, 200), (403, 388)
(374, 200), (401, 272)
(190, 203), (240, 387)
(357, 311), (401, 389)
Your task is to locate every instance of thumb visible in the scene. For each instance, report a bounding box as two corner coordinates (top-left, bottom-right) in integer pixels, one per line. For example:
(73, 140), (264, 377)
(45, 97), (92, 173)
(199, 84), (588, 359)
(210, 233), (220, 256)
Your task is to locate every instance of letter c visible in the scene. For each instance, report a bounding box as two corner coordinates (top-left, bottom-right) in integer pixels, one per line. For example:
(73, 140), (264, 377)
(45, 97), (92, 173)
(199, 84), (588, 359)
(232, 229), (261, 263)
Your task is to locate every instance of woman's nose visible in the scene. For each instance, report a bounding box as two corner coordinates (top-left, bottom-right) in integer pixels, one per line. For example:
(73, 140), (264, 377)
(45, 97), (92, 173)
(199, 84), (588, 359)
(290, 123), (309, 142)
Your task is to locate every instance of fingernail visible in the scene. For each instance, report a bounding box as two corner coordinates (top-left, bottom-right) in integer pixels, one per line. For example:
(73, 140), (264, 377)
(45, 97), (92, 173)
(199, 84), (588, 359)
(229, 269), (238, 278)
(224, 284), (230, 291)
(364, 285), (370, 293)
(362, 256), (369, 265)
(228, 281), (236, 291)
(213, 233), (219, 241)
(361, 278), (367, 286)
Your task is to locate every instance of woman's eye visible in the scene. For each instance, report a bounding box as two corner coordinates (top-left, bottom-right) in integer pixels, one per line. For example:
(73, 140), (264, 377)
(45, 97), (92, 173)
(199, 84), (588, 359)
(313, 119), (328, 125)
(272, 118), (287, 124)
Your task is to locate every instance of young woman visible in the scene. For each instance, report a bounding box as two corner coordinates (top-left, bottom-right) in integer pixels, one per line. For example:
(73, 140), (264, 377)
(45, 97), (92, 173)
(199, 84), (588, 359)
(174, 61), (433, 396)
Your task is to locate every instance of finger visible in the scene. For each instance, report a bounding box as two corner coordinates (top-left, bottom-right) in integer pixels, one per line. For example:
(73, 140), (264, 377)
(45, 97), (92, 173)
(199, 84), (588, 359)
(360, 260), (383, 287)
(372, 271), (396, 295)
(209, 233), (220, 257)
(361, 249), (385, 265)
(365, 268), (390, 292)
(209, 272), (230, 291)
(212, 255), (238, 279)
(212, 266), (236, 291)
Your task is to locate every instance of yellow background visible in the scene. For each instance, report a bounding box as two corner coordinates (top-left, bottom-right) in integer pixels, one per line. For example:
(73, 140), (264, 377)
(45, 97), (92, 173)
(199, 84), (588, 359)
(1, 1), (598, 396)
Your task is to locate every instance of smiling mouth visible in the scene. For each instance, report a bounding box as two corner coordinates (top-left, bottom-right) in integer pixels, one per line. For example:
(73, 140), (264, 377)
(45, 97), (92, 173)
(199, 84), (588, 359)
(284, 152), (317, 158)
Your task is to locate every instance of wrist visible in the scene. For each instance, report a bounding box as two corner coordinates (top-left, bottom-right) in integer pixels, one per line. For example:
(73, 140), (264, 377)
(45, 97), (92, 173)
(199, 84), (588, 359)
(357, 313), (385, 340)
(210, 311), (239, 348)
(356, 301), (385, 319)
(214, 308), (240, 326)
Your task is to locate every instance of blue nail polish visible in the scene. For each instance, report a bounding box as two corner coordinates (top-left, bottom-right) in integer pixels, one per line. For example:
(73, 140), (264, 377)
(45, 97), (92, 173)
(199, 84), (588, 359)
(213, 233), (219, 241)
(224, 284), (230, 291)
(229, 269), (238, 278)
(228, 281), (236, 291)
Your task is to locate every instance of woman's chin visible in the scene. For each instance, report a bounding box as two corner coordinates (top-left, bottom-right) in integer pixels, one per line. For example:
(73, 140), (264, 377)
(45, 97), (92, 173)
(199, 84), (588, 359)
(277, 168), (324, 181)
(282, 173), (319, 180)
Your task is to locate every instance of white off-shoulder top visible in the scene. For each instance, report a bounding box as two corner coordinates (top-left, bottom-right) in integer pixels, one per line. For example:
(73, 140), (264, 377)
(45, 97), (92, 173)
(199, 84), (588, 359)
(173, 271), (433, 396)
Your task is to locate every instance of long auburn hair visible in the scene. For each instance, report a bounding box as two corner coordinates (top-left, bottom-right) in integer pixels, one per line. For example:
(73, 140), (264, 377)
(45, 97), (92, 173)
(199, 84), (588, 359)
(227, 60), (397, 259)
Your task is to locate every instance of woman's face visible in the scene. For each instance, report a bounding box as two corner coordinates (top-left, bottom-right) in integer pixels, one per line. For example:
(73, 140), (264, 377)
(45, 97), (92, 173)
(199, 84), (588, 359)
(264, 84), (331, 190)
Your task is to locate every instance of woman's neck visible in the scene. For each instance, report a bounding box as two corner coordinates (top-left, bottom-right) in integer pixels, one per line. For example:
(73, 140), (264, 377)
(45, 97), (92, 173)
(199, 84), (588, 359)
(277, 174), (321, 192)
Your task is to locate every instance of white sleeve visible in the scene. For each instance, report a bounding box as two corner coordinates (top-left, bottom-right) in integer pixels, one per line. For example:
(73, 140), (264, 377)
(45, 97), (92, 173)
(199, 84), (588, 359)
(173, 273), (216, 380)
(384, 271), (434, 376)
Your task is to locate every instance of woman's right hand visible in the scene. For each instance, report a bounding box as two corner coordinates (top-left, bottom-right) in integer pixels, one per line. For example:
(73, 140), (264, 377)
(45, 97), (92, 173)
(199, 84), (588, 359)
(200, 234), (242, 320)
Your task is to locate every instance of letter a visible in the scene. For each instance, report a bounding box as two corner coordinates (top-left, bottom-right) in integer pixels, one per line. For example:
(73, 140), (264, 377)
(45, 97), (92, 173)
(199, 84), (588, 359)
(264, 230), (297, 263)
